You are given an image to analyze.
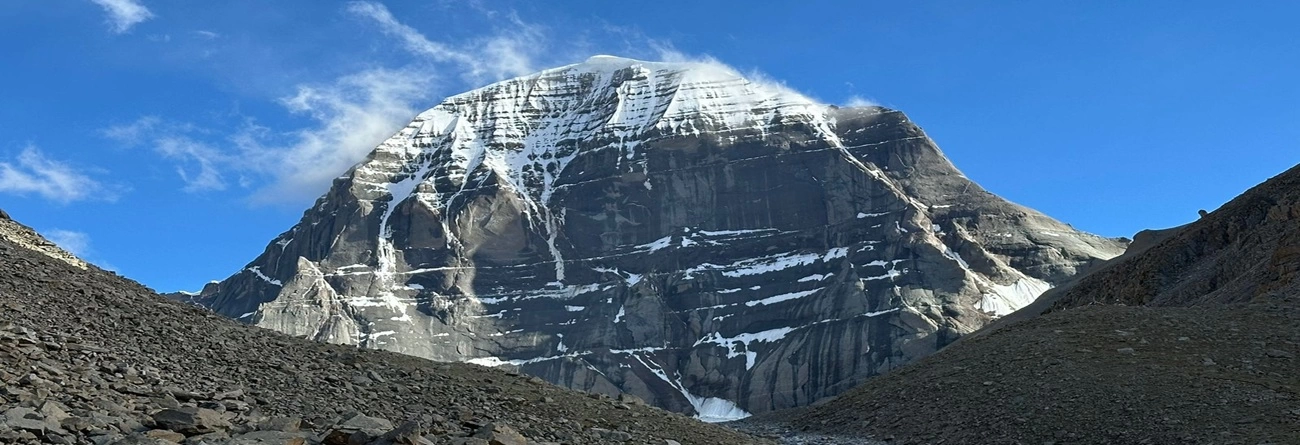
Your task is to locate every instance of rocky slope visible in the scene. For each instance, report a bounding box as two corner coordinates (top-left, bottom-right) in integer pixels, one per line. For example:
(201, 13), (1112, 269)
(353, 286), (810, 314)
(772, 303), (1300, 444)
(1044, 163), (1300, 309)
(0, 210), (766, 444)
(772, 164), (1300, 443)
(196, 56), (1124, 418)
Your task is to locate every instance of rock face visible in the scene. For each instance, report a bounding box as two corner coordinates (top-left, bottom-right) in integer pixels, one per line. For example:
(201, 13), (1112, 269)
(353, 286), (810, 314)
(199, 56), (1124, 418)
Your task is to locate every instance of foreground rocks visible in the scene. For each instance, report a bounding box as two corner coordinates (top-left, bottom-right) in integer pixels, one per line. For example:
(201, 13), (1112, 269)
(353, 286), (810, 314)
(768, 303), (1300, 444)
(0, 222), (767, 444)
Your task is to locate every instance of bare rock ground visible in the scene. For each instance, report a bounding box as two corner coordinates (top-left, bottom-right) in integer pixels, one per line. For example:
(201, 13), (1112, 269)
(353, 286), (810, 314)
(767, 303), (1300, 444)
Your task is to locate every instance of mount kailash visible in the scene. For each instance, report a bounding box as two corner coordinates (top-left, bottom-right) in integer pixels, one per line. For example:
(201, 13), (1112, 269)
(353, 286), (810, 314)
(187, 56), (1125, 420)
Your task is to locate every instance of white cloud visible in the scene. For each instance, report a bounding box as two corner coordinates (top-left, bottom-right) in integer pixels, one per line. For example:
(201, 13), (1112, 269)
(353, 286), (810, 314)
(155, 136), (227, 192)
(653, 45), (823, 105)
(240, 68), (435, 203)
(103, 115), (160, 146)
(0, 146), (116, 203)
(346, 2), (542, 83)
(105, 118), (226, 193)
(101, 2), (686, 206)
(235, 2), (550, 204)
(43, 229), (91, 258)
(845, 96), (879, 108)
(89, 0), (154, 34)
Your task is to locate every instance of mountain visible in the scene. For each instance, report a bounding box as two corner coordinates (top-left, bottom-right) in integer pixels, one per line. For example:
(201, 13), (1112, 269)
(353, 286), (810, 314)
(773, 165), (1300, 443)
(196, 56), (1125, 419)
(0, 209), (767, 445)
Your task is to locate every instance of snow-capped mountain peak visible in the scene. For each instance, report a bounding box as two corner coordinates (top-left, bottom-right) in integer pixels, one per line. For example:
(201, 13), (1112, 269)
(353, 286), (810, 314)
(201, 56), (1125, 420)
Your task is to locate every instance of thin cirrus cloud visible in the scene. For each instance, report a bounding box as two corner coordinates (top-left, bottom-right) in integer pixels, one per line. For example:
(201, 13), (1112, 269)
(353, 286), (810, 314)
(345, 1), (542, 84)
(103, 117), (227, 193)
(0, 146), (118, 204)
(88, 0), (155, 34)
(844, 96), (880, 108)
(107, 1), (555, 206)
(240, 1), (548, 205)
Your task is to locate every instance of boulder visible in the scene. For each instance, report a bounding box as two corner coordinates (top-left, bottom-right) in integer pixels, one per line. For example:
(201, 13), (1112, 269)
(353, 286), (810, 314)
(151, 407), (233, 436)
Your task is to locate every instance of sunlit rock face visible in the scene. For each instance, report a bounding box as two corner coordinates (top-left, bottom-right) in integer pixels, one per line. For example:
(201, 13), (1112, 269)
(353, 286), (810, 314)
(199, 56), (1124, 420)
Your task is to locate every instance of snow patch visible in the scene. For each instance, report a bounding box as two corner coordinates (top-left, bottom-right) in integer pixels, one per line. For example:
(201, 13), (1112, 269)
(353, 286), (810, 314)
(977, 277), (1052, 316)
(744, 288), (821, 307)
(245, 266), (282, 287)
(628, 352), (751, 422)
(695, 326), (796, 370)
(862, 259), (907, 281)
(466, 357), (515, 368)
(797, 273), (831, 283)
(638, 236), (674, 252)
(942, 246), (970, 269)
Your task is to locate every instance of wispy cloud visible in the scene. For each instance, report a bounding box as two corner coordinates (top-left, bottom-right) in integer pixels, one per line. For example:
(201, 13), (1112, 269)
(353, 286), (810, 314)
(105, 117), (226, 193)
(102, 2), (681, 206)
(345, 1), (542, 83)
(653, 45), (823, 104)
(0, 146), (117, 203)
(845, 96), (879, 107)
(150, 1), (554, 205)
(155, 136), (227, 192)
(89, 0), (154, 34)
(241, 68), (435, 203)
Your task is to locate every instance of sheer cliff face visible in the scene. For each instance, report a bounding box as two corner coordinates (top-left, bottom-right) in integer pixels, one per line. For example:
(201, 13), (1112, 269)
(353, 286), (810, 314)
(202, 56), (1124, 419)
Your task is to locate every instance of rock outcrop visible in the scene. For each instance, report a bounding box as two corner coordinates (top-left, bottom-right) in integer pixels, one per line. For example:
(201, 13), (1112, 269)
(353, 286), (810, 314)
(0, 213), (86, 270)
(198, 56), (1124, 417)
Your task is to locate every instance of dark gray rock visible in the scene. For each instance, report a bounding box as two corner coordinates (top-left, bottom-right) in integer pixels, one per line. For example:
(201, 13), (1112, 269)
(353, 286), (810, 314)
(258, 416), (302, 432)
(228, 430), (310, 445)
(590, 427), (632, 442)
(144, 429), (186, 443)
(323, 414), (393, 445)
(473, 422), (528, 445)
(152, 407), (232, 436)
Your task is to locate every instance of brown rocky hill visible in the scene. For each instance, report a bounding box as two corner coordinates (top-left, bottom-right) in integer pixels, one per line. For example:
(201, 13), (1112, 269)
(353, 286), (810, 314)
(768, 164), (1300, 444)
(0, 210), (766, 445)
(1044, 163), (1300, 309)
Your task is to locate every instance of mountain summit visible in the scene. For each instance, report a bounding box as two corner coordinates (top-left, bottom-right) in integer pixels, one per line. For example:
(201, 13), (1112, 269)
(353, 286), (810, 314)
(196, 56), (1124, 419)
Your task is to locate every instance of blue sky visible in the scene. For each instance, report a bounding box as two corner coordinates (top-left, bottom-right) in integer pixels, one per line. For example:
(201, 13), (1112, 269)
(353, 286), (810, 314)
(1, 1), (1297, 292)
